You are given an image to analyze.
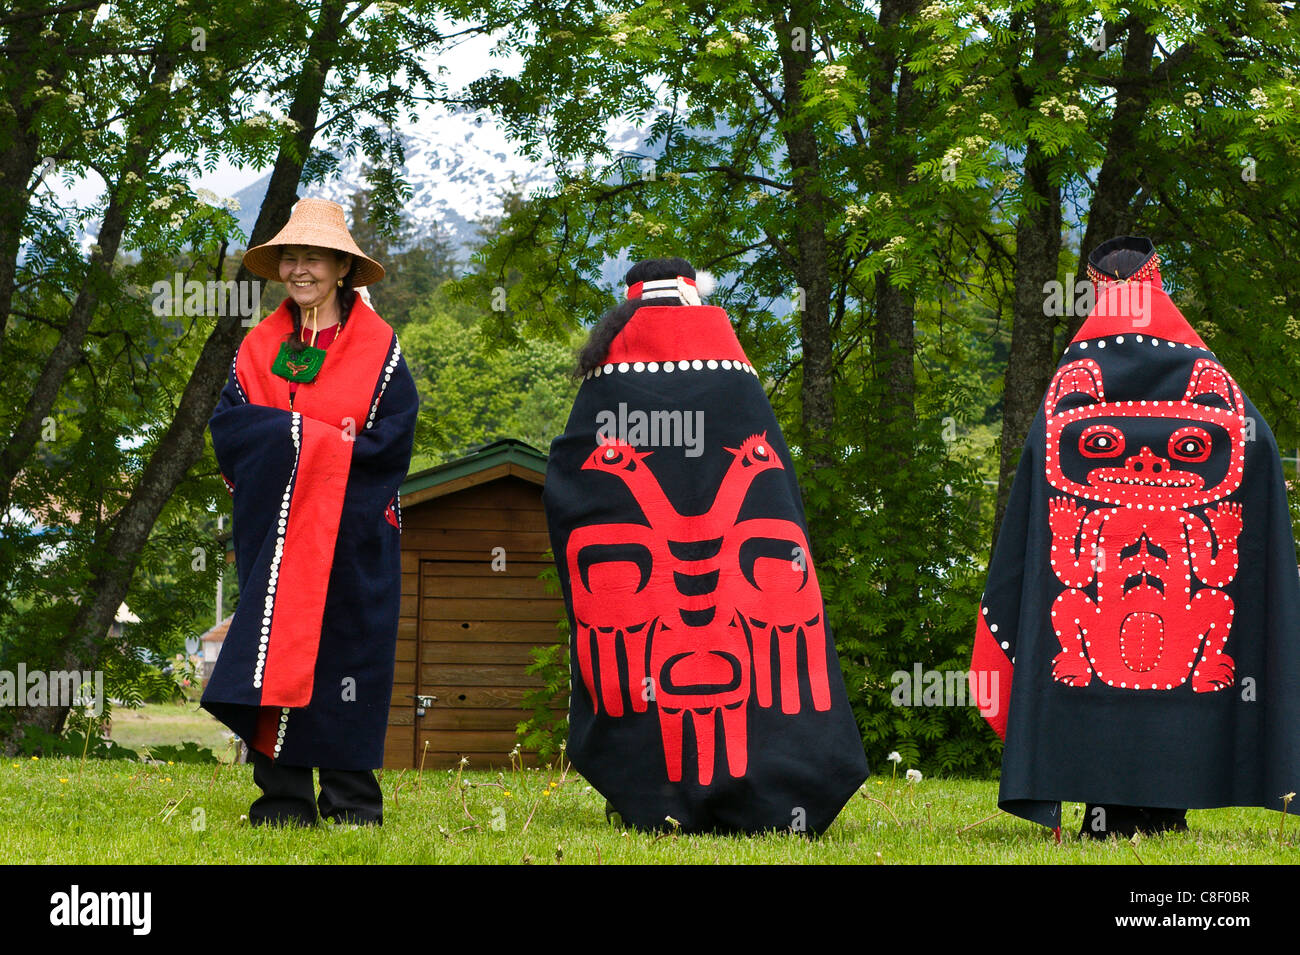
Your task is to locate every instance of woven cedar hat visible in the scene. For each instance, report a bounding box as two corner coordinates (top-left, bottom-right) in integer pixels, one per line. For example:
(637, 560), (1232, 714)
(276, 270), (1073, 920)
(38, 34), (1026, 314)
(242, 198), (385, 287)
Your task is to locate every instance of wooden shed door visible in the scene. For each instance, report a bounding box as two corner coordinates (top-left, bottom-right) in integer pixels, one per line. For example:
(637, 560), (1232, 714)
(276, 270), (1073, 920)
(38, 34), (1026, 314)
(416, 558), (562, 767)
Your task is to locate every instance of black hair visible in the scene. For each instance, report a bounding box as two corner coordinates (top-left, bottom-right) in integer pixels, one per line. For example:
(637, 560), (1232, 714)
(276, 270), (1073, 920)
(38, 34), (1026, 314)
(284, 250), (358, 353)
(575, 257), (696, 375)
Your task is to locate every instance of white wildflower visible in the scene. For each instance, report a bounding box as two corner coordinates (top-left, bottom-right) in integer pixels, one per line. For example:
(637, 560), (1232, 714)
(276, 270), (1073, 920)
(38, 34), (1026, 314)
(887, 751), (902, 764)
(906, 768), (922, 783)
(1184, 91), (1203, 108)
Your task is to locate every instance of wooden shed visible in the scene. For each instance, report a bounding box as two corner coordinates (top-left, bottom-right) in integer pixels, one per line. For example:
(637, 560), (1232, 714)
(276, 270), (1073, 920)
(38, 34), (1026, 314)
(384, 439), (566, 770)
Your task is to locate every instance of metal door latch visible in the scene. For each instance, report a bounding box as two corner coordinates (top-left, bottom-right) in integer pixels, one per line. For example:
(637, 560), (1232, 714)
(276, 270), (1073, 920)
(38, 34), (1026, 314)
(411, 694), (437, 717)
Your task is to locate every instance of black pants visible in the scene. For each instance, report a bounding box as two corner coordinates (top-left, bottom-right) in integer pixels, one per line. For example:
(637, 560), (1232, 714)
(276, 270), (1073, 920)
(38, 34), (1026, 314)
(249, 749), (383, 827)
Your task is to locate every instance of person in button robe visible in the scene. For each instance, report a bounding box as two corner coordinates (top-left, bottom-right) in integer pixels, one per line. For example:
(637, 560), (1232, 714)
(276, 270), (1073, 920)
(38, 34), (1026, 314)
(203, 198), (418, 826)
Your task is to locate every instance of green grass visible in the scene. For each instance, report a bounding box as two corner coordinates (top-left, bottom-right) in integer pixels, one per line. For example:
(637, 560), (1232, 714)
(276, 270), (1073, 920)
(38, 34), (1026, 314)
(106, 701), (235, 760)
(1, 755), (1296, 863)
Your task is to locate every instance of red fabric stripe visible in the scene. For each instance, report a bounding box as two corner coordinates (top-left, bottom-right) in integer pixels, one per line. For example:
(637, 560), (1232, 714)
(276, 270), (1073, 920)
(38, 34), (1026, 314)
(261, 415), (354, 704)
(970, 612), (1013, 740)
(603, 305), (749, 365)
(233, 298), (396, 707)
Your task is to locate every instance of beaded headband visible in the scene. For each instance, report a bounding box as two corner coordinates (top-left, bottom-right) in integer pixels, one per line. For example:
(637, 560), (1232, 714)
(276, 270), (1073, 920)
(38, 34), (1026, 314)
(1087, 252), (1161, 286)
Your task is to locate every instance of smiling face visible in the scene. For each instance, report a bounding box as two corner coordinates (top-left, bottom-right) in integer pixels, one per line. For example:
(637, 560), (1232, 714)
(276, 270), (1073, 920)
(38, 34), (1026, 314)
(278, 245), (352, 312)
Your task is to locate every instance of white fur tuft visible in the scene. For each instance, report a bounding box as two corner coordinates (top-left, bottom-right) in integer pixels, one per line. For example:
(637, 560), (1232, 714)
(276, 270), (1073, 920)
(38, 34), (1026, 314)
(694, 270), (716, 297)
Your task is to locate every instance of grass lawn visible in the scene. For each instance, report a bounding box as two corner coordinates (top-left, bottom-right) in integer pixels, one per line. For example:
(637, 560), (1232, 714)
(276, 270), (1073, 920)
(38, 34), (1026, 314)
(106, 701), (235, 760)
(1, 753), (1296, 864)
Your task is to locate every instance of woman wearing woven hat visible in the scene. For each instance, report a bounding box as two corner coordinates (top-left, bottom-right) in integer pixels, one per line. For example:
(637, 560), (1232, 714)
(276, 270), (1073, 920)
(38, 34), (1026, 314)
(203, 198), (418, 827)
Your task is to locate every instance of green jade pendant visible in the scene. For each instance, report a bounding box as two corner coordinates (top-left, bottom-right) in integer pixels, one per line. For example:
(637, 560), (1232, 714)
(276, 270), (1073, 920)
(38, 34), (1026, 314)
(272, 341), (326, 383)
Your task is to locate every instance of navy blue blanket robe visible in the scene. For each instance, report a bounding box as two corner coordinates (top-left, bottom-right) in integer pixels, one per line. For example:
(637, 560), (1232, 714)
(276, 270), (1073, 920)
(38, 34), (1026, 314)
(971, 246), (1300, 827)
(203, 298), (417, 770)
(544, 304), (868, 834)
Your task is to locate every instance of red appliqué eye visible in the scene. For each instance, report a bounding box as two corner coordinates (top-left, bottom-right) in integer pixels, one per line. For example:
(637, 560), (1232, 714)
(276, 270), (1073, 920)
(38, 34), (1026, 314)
(1079, 424), (1125, 457)
(1168, 426), (1211, 462)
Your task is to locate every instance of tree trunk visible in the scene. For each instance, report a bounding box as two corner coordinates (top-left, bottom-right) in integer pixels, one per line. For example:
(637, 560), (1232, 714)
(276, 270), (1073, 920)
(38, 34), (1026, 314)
(773, 2), (836, 542)
(1065, 21), (1156, 344)
(993, 6), (1065, 545)
(869, 0), (921, 449)
(0, 52), (176, 513)
(0, 2), (101, 346)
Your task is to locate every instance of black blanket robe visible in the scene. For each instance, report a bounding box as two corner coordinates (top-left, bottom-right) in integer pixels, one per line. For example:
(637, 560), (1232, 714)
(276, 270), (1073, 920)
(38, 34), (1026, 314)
(972, 242), (1300, 827)
(544, 303), (868, 834)
(203, 297), (417, 770)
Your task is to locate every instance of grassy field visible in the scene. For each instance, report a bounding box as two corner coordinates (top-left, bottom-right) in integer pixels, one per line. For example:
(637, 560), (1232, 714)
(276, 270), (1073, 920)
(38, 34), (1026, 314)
(105, 701), (234, 759)
(1, 751), (1296, 864)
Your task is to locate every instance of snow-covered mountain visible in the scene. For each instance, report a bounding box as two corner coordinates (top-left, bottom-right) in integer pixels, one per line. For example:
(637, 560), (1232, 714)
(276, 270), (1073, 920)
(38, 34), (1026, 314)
(228, 105), (649, 262)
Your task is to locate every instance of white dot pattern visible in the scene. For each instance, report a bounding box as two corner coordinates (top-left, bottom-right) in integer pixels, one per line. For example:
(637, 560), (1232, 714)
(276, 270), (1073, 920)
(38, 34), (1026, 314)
(365, 338), (402, 430)
(273, 706), (290, 758)
(583, 358), (760, 379)
(253, 412), (301, 690)
(230, 357), (247, 403)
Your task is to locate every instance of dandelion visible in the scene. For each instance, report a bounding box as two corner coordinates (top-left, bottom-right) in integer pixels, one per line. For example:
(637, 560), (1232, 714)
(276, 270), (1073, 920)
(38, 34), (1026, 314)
(59, 777), (68, 784)
(906, 768), (922, 783)
(459, 756), (469, 767)
(30, 756), (38, 761)
(887, 751), (902, 763)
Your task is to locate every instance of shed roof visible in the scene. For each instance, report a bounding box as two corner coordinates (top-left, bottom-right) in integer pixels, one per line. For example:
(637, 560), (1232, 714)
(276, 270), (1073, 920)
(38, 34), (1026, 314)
(398, 438), (548, 508)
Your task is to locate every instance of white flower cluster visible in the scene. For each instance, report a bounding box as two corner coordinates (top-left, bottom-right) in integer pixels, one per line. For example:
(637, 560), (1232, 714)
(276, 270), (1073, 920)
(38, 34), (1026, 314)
(1184, 91), (1204, 108)
(1285, 315), (1300, 338)
(1250, 87), (1269, 109)
(194, 187), (239, 211)
(882, 235), (907, 257)
(611, 32), (629, 47)
(244, 112), (299, 131)
(845, 202), (869, 223)
(920, 2), (946, 19)
(730, 30), (749, 45)
(1061, 104), (1086, 122)
(821, 64), (848, 82)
